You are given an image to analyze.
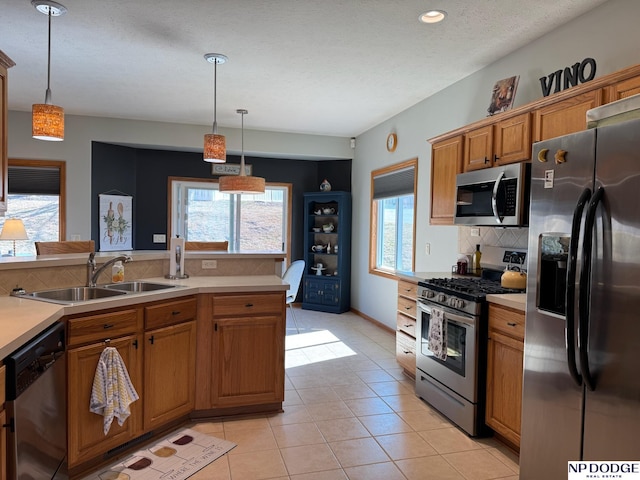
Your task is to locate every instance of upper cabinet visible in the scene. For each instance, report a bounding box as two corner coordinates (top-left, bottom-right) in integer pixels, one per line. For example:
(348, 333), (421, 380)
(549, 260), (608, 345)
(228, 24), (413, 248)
(0, 51), (15, 215)
(532, 90), (603, 142)
(429, 63), (640, 225)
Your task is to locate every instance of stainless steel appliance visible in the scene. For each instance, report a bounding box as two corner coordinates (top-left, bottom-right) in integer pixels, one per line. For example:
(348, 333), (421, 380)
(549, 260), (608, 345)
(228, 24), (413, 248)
(454, 162), (530, 226)
(5, 322), (67, 479)
(416, 247), (525, 436)
(520, 106), (640, 478)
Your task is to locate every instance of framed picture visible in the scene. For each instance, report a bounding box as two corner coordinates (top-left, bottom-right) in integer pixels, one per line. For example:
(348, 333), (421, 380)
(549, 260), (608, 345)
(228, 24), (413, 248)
(487, 75), (520, 116)
(99, 194), (133, 251)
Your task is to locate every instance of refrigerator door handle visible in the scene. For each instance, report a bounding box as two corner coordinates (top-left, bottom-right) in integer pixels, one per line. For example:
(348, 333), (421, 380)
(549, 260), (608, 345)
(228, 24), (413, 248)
(491, 171), (505, 224)
(565, 187), (591, 387)
(578, 186), (604, 391)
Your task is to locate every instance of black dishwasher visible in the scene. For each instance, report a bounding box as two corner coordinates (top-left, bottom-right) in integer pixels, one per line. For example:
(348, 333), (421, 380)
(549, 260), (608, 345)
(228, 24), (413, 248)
(5, 321), (67, 479)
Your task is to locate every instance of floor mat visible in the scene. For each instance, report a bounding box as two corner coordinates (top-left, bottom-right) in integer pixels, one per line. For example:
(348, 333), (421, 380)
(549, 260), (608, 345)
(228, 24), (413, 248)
(81, 427), (236, 480)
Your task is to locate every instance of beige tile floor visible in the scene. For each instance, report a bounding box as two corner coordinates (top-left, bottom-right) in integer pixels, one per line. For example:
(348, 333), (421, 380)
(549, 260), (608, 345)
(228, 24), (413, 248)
(181, 307), (518, 479)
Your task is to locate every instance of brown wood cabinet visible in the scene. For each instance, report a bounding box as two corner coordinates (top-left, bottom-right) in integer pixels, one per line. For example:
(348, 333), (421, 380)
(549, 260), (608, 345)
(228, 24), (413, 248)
(605, 74), (640, 102)
(430, 135), (463, 225)
(195, 292), (285, 412)
(143, 298), (197, 430)
(533, 89), (603, 142)
(485, 303), (525, 449)
(463, 125), (493, 171)
(395, 279), (417, 377)
(0, 365), (6, 480)
(0, 51), (15, 214)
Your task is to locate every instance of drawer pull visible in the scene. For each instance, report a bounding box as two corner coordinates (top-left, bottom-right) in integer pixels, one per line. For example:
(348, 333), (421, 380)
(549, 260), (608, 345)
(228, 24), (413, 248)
(403, 350), (411, 354)
(245, 303), (254, 308)
(405, 306), (412, 310)
(103, 324), (114, 330)
(171, 310), (181, 315)
(404, 324), (413, 328)
(507, 322), (517, 327)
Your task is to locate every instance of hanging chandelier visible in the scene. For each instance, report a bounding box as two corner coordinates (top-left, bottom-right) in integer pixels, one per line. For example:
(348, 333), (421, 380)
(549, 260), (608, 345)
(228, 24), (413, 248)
(218, 109), (265, 195)
(32, 0), (67, 141)
(203, 53), (228, 163)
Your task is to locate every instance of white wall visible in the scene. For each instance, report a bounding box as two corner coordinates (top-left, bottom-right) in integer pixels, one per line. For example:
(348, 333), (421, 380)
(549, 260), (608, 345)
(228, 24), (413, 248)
(351, 0), (640, 329)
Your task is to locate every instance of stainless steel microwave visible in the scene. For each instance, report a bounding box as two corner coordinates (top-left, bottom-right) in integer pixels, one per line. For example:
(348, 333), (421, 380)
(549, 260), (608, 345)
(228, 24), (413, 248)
(454, 163), (531, 226)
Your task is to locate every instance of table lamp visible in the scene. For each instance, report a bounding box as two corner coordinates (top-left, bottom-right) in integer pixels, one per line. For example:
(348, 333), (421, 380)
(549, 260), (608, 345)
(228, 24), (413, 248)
(0, 219), (29, 256)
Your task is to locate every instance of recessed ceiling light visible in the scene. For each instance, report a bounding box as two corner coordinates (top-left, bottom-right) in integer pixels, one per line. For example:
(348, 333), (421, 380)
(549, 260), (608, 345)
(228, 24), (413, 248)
(419, 10), (447, 24)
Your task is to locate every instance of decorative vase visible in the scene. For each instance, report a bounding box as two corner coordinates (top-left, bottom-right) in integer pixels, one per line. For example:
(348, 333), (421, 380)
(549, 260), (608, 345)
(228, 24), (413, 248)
(320, 179), (331, 192)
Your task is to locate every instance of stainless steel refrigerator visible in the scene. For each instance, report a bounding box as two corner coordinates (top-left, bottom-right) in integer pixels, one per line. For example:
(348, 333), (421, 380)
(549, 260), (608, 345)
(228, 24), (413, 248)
(520, 101), (640, 478)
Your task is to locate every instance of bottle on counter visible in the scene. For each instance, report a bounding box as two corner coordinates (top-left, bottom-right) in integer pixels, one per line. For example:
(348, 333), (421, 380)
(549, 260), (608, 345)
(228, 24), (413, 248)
(472, 244), (482, 274)
(112, 261), (125, 283)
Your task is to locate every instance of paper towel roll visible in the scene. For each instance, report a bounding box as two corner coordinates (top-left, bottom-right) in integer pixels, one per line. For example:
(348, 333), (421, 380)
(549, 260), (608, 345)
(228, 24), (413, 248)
(169, 237), (185, 277)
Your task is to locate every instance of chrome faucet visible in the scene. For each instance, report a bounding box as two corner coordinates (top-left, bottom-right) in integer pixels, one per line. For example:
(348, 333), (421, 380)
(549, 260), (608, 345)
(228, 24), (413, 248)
(86, 252), (132, 287)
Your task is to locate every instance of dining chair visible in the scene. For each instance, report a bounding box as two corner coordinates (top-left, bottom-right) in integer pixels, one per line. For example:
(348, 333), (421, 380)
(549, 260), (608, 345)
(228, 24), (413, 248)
(35, 240), (95, 255)
(282, 260), (305, 333)
(184, 241), (229, 251)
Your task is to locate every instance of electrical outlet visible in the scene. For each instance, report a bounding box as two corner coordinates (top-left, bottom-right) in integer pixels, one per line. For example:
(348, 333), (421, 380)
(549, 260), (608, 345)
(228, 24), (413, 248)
(71, 234), (81, 241)
(202, 260), (217, 269)
(471, 228), (480, 237)
(153, 234), (166, 243)
(425, 243), (431, 255)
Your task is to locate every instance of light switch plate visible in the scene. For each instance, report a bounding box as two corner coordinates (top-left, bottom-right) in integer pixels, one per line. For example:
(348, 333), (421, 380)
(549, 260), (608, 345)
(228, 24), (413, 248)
(471, 228), (480, 237)
(153, 234), (166, 243)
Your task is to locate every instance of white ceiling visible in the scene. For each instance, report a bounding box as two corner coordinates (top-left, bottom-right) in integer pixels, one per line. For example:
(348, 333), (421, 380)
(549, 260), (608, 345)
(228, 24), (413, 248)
(3, 0), (609, 137)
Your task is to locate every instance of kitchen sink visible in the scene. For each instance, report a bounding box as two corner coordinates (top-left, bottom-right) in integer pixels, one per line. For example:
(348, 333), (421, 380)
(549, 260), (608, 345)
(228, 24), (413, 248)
(22, 286), (127, 304)
(102, 281), (177, 292)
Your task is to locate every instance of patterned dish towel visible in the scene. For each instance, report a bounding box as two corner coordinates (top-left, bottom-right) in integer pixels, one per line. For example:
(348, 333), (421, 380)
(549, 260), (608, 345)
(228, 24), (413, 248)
(90, 346), (140, 435)
(428, 307), (448, 360)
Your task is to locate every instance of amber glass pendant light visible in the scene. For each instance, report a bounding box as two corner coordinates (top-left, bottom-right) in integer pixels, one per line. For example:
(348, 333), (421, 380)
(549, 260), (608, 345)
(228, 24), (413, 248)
(203, 53), (228, 163)
(218, 109), (265, 195)
(32, 0), (67, 141)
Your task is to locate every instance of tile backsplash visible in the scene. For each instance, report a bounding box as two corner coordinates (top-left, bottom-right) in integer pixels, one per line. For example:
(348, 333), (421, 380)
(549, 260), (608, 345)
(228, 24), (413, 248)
(458, 226), (529, 256)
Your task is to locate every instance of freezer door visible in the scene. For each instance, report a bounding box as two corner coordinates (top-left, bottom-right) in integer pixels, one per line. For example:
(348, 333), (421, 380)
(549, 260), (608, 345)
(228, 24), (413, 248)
(582, 118), (640, 459)
(520, 129), (596, 479)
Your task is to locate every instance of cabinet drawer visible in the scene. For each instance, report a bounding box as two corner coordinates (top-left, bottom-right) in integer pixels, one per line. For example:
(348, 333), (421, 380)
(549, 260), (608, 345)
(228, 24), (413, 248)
(397, 280), (418, 299)
(397, 296), (417, 319)
(396, 331), (416, 374)
(488, 304), (525, 340)
(145, 296), (197, 330)
(397, 314), (416, 337)
(68, 309), (142, 347)
(212, 293), (284, 317)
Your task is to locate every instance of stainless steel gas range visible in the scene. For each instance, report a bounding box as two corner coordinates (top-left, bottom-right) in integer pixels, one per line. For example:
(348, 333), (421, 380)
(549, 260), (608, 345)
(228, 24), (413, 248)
(415, 246), (526, 436)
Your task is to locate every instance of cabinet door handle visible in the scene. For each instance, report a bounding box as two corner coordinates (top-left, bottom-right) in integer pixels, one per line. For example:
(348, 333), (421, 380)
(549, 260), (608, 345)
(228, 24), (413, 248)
(494, 154), (500, 163)
(171, 310), (181, 315)
(149, 335), (155, 345)
(484, 156), (489, 164)
(133, 339), (138, 349)
(507, 322), (517, 327)
(103, 324), (114, 330)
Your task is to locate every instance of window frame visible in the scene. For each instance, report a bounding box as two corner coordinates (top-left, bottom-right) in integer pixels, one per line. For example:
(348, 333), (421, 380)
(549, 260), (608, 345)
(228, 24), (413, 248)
(167, 176), (292, 261)
(369, 158), (417, 279)
(8, 158), (67, 240)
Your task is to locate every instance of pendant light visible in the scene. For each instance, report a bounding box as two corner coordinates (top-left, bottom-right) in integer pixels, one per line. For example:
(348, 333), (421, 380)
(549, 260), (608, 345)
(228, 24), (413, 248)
(218, 109), (266, 195)
(203, 53), (228, 163)
(32, 0), (67, 141)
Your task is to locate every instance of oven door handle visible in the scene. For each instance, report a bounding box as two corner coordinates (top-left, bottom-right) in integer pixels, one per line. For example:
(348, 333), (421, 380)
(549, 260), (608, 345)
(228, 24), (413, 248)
(565, 187), (590, 388)
(491, 171), (505, 224)
(417, 300), (475, 327)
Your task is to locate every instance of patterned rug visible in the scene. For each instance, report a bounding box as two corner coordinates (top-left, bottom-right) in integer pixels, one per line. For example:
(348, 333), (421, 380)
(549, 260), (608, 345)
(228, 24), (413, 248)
(81, 428), (236, 480)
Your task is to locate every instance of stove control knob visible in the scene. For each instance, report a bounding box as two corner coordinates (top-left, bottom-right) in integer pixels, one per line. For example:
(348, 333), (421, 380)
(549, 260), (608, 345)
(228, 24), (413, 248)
(457, 299), (465, 308)
(438, 294), (446, 302)
(426, 290), (435, 299)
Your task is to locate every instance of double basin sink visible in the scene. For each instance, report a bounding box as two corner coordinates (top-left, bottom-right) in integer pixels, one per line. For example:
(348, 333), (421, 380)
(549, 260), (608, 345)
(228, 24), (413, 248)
(21, 281), (178, 305)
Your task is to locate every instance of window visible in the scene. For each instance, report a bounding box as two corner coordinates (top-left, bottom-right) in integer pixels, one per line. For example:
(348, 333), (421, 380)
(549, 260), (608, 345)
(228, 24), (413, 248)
(369, 158), (417, 276)
(169, 177), (292, 254)
(0, 159), (66, 256)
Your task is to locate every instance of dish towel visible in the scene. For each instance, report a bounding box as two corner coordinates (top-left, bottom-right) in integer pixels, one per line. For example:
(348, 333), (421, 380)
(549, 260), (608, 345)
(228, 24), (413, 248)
(428, 307), (448, 361)
(90, 346), (140, 435)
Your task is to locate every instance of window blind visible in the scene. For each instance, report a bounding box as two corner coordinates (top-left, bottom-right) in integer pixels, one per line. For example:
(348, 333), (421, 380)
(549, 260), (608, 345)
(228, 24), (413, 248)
(8, 166), (61, 195)
(372, 166), (415, 200)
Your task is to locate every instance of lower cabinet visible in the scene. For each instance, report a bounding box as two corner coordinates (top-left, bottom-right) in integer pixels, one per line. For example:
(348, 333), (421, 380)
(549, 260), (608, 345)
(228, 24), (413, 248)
(1, 365), (6, 480)
(66, 297), (197, 471)
(485, 303), (525, 449)
(303, 277), (340, 309)
(395, 279), (418, 378)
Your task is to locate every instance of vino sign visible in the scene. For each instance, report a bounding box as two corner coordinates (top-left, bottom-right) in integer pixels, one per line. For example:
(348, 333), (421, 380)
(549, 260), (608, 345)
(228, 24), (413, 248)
(539, 58), (597, 97)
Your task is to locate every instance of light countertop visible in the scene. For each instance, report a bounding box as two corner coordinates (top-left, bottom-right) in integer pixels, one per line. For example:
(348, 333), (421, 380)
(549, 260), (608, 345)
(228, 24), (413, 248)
(0, 275), (288, 360)
(486, 293), (526, 311)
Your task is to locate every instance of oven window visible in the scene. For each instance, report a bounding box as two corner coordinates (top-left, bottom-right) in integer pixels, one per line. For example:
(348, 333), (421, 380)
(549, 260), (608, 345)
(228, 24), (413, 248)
(421, 310), (466, 376)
